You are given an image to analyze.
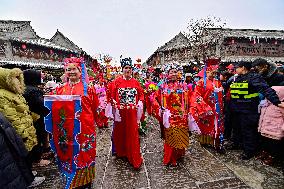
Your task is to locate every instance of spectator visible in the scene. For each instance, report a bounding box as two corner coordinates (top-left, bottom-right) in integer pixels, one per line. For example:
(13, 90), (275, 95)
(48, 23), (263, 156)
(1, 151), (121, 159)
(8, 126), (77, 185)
(0, 67), (37, 152)
(252, 58), (284, 86)
(220, 71), (234, 140)
(227, 61), (284, 160)
(0, 112), (45, 188)
(258, 86), (284, 167)
(23, 69), (51, 167)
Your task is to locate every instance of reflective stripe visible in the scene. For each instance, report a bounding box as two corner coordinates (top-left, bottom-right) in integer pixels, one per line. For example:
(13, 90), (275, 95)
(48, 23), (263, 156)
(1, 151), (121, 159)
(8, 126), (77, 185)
(230, 83), (248, 89)
(230, 82), (258, 99)
(231, 94), (239, 99)
(244, 93), (259, 99)
(230, 90), (249, 95)
(231, 93), (259, 99)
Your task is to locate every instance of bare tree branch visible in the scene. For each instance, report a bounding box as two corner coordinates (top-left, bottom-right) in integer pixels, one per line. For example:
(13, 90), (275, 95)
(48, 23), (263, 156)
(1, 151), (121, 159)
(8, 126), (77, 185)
(185, 16), (226, 64)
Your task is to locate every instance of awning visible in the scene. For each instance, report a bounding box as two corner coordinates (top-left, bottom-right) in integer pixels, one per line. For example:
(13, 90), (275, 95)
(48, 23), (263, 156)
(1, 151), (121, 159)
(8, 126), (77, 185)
(0, 60), (64, 69)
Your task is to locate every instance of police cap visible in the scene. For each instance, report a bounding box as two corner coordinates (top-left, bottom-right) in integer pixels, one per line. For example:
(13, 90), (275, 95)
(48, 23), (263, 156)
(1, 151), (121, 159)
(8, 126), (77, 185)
(235, 61), (252, 70)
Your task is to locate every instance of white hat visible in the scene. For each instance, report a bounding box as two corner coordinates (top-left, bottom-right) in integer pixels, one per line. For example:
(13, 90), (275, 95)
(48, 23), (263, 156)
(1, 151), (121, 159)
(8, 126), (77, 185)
(185, 73), (193, 77)
(45, 81), (58, 89)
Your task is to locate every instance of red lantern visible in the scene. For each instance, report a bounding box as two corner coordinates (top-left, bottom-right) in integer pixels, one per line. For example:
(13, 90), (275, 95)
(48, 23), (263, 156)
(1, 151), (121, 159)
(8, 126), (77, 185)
(50, 49), (54, 54)
(274, 40), (278, 45)
(21, 44), (27, 50)
(231, 39), (235, 44)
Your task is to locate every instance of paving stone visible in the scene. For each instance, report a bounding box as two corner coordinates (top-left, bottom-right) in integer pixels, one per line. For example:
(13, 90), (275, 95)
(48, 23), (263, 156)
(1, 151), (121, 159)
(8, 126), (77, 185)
(197, 177), (250, 189)
(144, 152), (198, 189)
(33, 116), (283, 189)
(31, 160), (64, 189)
(183, 146), (235, 182)
(101, 157), (148, 189)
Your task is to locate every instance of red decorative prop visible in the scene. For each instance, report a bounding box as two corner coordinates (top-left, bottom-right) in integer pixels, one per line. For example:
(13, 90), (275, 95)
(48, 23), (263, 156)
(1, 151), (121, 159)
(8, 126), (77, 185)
(51, 101), (75, 173)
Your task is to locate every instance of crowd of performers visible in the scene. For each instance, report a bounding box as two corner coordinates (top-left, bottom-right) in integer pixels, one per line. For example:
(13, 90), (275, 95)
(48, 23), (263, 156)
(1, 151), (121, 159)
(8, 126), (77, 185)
(41, 56), (284, 189)
(2, 56), (282, 188)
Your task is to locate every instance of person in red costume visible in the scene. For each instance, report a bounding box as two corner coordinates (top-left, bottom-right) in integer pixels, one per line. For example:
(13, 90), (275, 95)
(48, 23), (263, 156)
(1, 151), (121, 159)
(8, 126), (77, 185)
(111, 57), (144, 169)
(153, 64), (192, 166)
(52, 57), (99, 189)
(190, 59), (224, 152)
(94, 78), (108, 128)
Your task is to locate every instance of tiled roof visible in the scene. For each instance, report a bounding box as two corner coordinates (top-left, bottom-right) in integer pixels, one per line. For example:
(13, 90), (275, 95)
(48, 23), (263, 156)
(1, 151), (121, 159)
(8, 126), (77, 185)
(157, 32), (191, 52)
(12, 38), (76, 52)
(221, 56), (284, 63)
(50, 30), (82, 52)
(210, 28), (284, 39)
(0, 20), (30, 32)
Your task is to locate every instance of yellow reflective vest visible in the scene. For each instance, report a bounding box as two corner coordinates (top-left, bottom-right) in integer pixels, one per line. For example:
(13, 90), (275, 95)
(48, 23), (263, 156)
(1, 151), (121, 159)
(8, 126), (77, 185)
(230, 81), (259, 99)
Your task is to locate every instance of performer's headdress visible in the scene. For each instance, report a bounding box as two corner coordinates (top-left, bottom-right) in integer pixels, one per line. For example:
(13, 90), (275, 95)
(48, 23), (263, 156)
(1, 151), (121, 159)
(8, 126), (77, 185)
(63, 57), (89, 96)
(64, 57), (82, 71)
(202, 58), (220, 88)
(120, 57), (133, 69)
(161, 62), (183, 80)
(162, 62), (183, 74)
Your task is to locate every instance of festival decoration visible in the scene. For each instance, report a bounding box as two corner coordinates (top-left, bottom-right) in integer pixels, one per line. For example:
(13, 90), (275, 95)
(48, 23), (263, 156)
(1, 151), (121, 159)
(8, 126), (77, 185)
(21, 44), (26, 49)
(44, 95), (83, 189)
(104, 55), (112, 80)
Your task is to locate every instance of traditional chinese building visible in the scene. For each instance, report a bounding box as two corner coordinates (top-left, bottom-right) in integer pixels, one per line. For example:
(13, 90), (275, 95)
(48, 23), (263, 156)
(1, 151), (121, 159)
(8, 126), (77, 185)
(146, 28), (284, 67)
(212, 28), (284, 64)
(146, 32), (192, 66)
(0, 20), (93, 78)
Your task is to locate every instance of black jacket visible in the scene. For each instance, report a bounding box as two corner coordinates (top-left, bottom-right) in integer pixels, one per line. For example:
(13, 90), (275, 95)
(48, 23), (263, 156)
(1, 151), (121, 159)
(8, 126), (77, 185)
(23, 69), (48, 116)
(257, 61), (284, 86)
(23, 70), (49, 152)
(0, 113), (34, 189)
(228, 72), (281, 113)
(267, 72), (284, 86)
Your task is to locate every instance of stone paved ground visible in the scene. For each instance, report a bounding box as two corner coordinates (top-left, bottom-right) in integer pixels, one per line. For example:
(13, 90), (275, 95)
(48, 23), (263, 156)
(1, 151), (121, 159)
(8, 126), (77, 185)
(32, 117), (284, 189)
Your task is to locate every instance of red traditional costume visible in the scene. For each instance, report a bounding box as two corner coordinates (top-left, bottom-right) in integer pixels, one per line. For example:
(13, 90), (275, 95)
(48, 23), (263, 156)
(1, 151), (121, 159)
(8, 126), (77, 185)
(154, 79), (192, 166)
(94, 83), (108, 128)
(46, 58), (99, 189)
(190, 60), (224, 149)
(144, 82), (159, 116)
(111, 58), (144, 169)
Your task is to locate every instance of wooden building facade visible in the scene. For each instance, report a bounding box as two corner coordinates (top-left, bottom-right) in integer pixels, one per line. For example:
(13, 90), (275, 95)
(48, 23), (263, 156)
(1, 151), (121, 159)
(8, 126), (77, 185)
(0, 20), (93, 75)
(146, 28), (284, 67)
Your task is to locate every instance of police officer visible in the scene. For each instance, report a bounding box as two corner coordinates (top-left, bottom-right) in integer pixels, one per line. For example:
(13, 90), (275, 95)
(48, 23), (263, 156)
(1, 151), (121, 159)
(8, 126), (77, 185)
(227, 61), (284, 160)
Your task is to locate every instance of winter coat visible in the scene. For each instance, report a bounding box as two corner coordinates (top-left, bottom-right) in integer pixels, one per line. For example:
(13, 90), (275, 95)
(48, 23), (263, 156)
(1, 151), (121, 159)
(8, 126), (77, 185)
(268, 72), (284, 86)
(229, 72), (281, 113)
(23, 69), (47, 116)
(0, 113), (34, 189)
(23, 69), (49, 127)
(258, 86), (284, 140)
(262, 61), (284, 86)
(0, 67), (37, 151)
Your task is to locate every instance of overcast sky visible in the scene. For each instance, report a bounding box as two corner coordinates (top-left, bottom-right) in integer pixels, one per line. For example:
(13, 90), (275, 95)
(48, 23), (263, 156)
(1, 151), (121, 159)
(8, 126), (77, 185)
(1, 0), (284, 63)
